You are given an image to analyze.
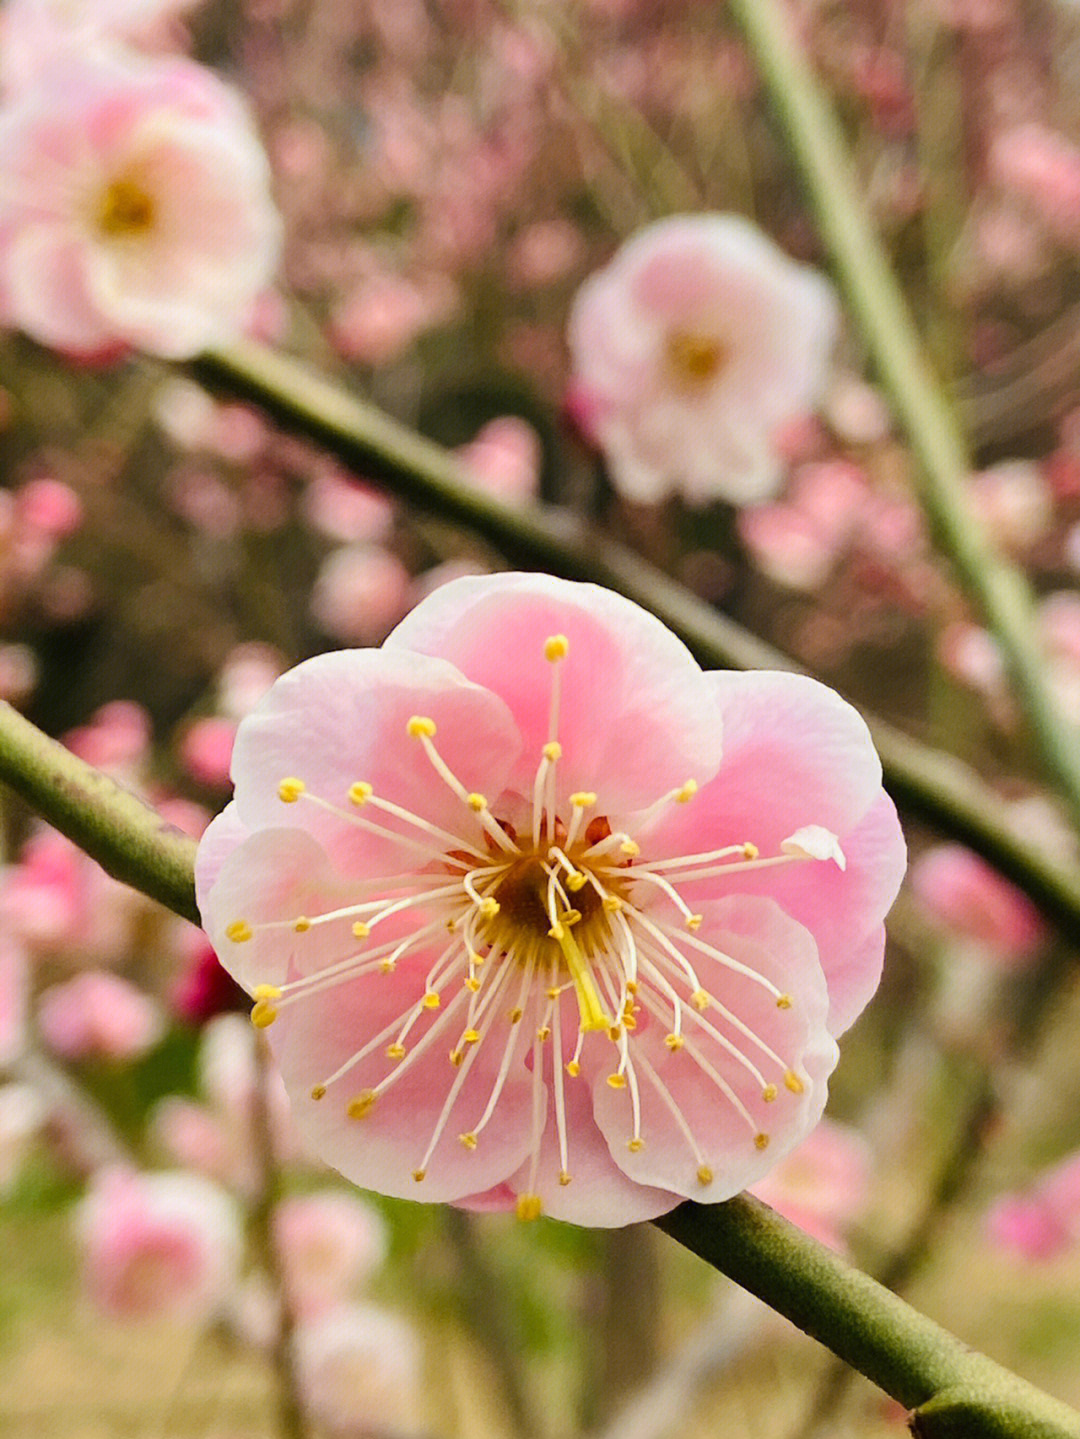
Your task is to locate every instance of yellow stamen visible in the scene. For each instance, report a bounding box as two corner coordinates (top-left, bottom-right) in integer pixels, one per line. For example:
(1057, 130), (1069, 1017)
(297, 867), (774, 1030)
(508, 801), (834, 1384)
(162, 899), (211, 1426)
(459, 1132), (478, 1150)
(349, 781), (373, 806)
(406, 716), (436, 737)
(607, 1073), (627, 1089)
(516, 1193), (543, 1220)
(665, 1033), (684, 1052)
(310, 1085), (326, 1101)
(627, 1138), (645, 1153)
(544, 635), (569, 662)
(253, 984), (281, 1000)
(467, 793), (487, 812)
(697, 1165), (714, 1186)
(559, 1170), (572, 1187)
(422, 992), (441, 1009)
(250, 999), (277, 1028)
(566, 1060), (581, 1078)
(776, 994), (793, 1010)
(413, 1169), (426, 1182)
(352, 921), (370, 939)
(386, 1043), (406, 1060)
(293, 916), (311, 933)
(278, 777), (305, 803)
(543, 741), (562, 761)
(754, 1133), (770, 1150)
(555, 923), (611, 1032)
(762, 1084), (778, 1103)
(675, 779), (698, 803)
(226, 920), (252, 943)
(346, 1089), (377, 1120)
(784, 1070), (805, 1094)
(570, 791), (597, 808)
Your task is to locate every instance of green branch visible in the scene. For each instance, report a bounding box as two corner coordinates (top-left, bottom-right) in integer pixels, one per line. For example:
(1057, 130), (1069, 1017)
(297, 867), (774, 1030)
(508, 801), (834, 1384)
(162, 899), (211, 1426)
(193, 341), (1080, 944)
(657, 1197), (1080, 1439)
(726, 0), (1080, 835)
(0, 700), (198, 924)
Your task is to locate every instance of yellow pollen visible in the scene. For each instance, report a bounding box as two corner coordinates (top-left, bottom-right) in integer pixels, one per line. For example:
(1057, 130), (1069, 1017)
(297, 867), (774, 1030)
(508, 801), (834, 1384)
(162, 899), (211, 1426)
(537, 1025), (552, 1042)
(250, 1000), (278, 1028)
(762, 1084), (778, 1103)
(627, 1137), (645, 1153)
(467, 792), (487, 811)
(666, 329), (727, 385)
(548, 923), (565, 941)
(352, 921), (370, 939)
(278, 777), (305, 803)
(413, 1169), (426, 1183)
(623, 1013), (637, 1031)
(620, 839), (640, 857)
(546, 987), (561, 1001)
(566, 872), (587, 892)
(543, 741), (562, 761)
(346, 1090), (377, 1120)
(422, 992), (441, 1010)
(570, 791), (597, 808)
(561, 909), (582, 926)
(776, 994), (793, 1010)
(379, 960), (395, 974)
(664, 1033), (684, 1052)
(226, 920), (252, 943)
(449, 1050), (463, 1066)
(465, 977), (481, 992)
(691, 989), (711, 1011)
(459, 1132), (478, 1150)
(469, 952), (485, 967)
(310, 1085), (327, 1101)
(608, 1024), (622, 1042)
(676, 779), (698, 803)
(626, 980), (639, 995)
(566, 1060), (581, 1077)
(293, 917), (311, 933)
(606, 1073), (627, 1089)
(697, 1166), (714, 1187)
(685, 914), (703, 932)
(516, 1193), (543, 1221)
(559, 1170), (572, 1187)
(602, 895), (623, 912)
(349, 781), (373, 806)
(509, 1006), (524, 1024)
(544, 635), (569, 662)
(464, 1029), (480, 1044)
(479, 898), (500, 919)
(755, 1133), (770, 1151)
(386, 1042), (406, 1060)
(253, 984), (281, 1000)
(784, 1070), (805, 1094)
(407, 716), (436, 738)
(97, 177), (156, 237)
(742, 842), (759, 860)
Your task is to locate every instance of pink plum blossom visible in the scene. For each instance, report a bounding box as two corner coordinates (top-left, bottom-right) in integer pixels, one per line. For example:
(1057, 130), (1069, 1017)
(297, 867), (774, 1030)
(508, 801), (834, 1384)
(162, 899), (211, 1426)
(749, 1117), (871, 1252)
(294, 1303), (421, 1439)
(566, 214), (839, 505)
(76, 1165), (242, 1322)
(0, 50), (281, 358)
(986, 1151), (1080, 1261)
(196, 573), (904, 1226)
(910, 843), (1047, 967)
(455, 417), (542, 505)
(310, 544), (412, 645)
(274, 1190), (388, 1316)
(38, 971), (164, 1061)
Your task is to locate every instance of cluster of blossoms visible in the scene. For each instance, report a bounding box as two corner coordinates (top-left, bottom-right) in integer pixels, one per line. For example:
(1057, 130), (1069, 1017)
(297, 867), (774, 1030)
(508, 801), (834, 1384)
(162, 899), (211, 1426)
(0, 0), (281, 358)
(198, 572), (905, 1225)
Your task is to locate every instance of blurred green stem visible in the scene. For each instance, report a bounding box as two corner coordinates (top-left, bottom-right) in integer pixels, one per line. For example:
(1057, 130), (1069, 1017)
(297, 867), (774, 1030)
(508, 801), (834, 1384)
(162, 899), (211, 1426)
(726, 0), (1080, 836)
(193, 341), (1080, 945)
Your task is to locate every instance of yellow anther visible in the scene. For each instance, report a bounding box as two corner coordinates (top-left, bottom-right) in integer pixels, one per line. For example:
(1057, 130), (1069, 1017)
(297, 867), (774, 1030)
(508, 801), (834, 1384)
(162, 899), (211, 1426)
(293, 916), (311, 933)
(379, 960), (396, 974)
(547, 923), (565, 941)
(407, 716), (436, 738)
(558, 1170), (572, 1187)
(566, 1060), (581, 1077)
(348, 781), (373, 806)
(459, 1132), (478, 1150)
(467, 792), (487, 812)
(465, 976), (481, 992)
(253, 984), (281, 1000)
(469, 951), (485, 967)
(463, 1029), (480, 1045)
(537, 1025), (552, 1042)
(446, 917), (458, 933)
(627, 1137), (645, 1153)
(776, 993), (793, 1010)
(664, 1033), (684, 1052)
(626, 980), (639, 995)
(250, 999), (278, 1028)
(516, 1194), (543, 1222)
(784, 1070), (805, 1094)
(386, 1042), (406, 1060)
(570, 791), (597, 808)
(691, 989), (711, 1011)
(608, 1024), (622, 1042)
(449, 1050), (463, 1066)
(479, 898), (500, 919)
(561, 908), (582, 926)
(762, 1084), (778, 1103)
(675, 779), (698, 803)
(546, 986), (562, 1001)
(346, 1089), (377, 1120)
(685, 914), (703, 931)
(310, 1085), (327, 1101)
(422, 992), (441, 1010)
(509, 1006), (524, 1024)
(620, 839), (640, 857)
(543, 741), (563, 761)
(742, 842), (759, 860)
(697, 1166), (714, 1187)
(623, 1013), (637, 1031)
(606, 1073), (627, 1089)
(413, 1169), (426, 1183)
(755, 1133), (770, 1151)
(352, 921), (370, 939)
(278, 777), (305, 803)
(544, 634), (569, 662)
(602, 895), (623, 912)
(226, 920), (253, 943)
(566, 872), (587, 892)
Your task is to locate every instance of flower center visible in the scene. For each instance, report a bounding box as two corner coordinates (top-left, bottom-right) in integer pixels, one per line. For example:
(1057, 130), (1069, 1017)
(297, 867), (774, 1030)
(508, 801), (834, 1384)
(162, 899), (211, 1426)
(665, 329), (728, 388)
(97, 178), (156, 239)
(226, 635), (844, 1219)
